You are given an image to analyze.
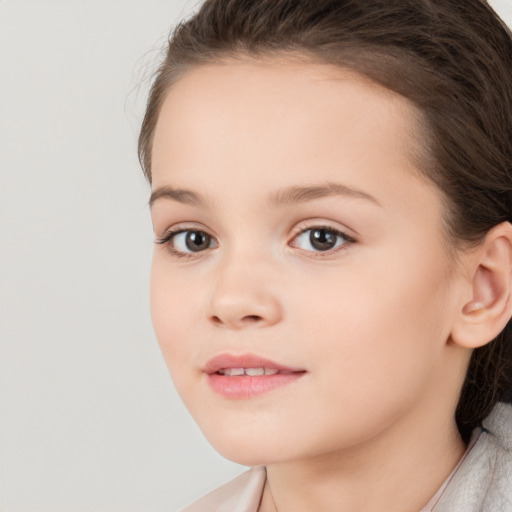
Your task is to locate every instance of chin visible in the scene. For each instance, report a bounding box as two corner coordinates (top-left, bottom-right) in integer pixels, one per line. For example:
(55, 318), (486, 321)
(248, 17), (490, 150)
(198, 421), (296, 467)
(217, 446), (272, 467)
(212, 440), (292, 467)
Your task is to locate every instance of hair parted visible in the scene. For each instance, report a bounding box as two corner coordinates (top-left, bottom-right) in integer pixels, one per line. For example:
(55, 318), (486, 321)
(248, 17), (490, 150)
(138, 0), (512, 442)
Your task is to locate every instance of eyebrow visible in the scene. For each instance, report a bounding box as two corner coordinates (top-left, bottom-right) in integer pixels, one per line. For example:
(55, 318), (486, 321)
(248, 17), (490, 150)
(148, 181), (381, 209)
(148, 186), (210, 208)
(267, 181), (381, 208)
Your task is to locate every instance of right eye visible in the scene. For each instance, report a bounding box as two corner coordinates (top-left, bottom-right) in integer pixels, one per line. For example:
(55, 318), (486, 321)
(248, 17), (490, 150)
(155, 229), (218, 257)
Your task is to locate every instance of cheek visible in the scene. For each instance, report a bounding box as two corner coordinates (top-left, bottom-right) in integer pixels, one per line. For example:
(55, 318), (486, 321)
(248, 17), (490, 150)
(290, 252), (451, 402)
(149, 257), (200, 374)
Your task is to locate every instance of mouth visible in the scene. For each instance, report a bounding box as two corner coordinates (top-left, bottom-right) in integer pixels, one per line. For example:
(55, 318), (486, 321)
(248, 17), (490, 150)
(216, 367), (292, 376)
(203, 353), (307, 398)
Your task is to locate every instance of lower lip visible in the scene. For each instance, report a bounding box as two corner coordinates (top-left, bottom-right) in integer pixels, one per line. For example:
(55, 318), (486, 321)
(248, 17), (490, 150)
(206, 372), (306, 398)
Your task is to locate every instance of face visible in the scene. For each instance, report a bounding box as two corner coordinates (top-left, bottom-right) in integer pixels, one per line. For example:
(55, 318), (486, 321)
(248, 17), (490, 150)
(149, 59), (466, 466)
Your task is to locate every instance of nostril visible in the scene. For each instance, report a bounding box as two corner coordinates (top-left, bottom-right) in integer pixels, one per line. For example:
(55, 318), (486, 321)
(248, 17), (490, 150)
(243, 315), (262, 323)
(209, 314), (263, 327)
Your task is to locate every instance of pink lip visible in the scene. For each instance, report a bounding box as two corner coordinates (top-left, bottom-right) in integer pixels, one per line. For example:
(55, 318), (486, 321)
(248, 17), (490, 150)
(203, 353), (307, 399)
(202, 353), (304, 374)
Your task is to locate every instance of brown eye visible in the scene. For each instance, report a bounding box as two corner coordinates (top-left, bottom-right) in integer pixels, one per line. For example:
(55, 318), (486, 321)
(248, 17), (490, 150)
(176, 231), (212, 252)
(292, 226), (352, 253)
(155, 229), (217, 256)
(309, 228), (338, 251)
(184, 231), (212, 252)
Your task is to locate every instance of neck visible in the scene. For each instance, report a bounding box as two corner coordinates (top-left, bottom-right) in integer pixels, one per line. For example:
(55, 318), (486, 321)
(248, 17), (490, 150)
(259, 408), (466, 512)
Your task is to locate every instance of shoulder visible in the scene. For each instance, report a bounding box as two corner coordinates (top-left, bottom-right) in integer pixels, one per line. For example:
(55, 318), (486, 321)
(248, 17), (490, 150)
(181, 466), (267, 512)
(436, 402), (512, 512)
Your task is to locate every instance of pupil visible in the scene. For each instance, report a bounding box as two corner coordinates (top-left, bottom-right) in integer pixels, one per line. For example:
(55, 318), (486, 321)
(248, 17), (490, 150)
(185, 231), (210, 252)
(310, 229), (336, 251)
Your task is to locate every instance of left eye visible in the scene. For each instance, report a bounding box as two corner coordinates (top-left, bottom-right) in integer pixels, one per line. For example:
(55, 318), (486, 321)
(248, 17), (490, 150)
(292, 227), (351, 252)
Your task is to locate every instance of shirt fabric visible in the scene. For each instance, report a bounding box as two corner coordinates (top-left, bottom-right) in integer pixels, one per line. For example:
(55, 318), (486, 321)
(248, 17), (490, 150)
(182, 402), (512, 512)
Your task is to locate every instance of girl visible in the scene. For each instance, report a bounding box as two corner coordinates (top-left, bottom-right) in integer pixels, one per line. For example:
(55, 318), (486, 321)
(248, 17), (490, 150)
(139, 1), (512, 510)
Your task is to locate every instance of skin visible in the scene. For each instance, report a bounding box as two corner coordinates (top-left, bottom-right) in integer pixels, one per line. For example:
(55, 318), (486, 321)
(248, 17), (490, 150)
(149, 59), (481, 511)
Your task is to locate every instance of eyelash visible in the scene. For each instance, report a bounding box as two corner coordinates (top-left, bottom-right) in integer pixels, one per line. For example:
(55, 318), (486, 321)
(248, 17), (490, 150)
(154, 225), (356, 260)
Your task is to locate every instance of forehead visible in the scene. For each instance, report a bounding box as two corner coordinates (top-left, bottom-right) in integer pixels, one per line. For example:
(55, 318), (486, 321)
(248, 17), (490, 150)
(150, 58), (437, 215)
(152, 60), (422, 169)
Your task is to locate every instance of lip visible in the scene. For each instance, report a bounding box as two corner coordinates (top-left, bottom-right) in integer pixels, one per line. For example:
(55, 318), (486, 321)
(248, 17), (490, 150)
(202, 353), (305, 374)
(203, 352), (307, 399)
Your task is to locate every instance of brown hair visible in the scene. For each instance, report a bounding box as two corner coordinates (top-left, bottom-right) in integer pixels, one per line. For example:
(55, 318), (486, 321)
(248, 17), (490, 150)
(138, 0), (512, 443)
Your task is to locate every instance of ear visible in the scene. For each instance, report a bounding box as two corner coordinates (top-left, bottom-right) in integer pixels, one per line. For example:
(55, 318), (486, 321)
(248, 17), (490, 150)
(450, 222), (512, 349)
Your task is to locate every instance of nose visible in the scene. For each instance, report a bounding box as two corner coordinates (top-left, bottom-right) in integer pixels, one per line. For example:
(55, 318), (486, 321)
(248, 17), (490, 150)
(207, 257), (283, 330)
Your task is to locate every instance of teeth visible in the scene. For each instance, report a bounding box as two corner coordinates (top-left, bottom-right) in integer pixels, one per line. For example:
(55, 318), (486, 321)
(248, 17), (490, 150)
(245, 367), (265, 376)
(226, 368), (245, 376)
(217, 367), (280, 376)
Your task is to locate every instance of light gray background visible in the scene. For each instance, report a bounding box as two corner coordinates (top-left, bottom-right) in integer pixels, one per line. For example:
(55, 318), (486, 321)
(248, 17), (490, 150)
(1, 1), (511, 511)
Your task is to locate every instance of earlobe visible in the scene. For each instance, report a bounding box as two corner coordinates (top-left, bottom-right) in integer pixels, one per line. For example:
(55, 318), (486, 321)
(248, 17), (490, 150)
(451, 222), (512, 349)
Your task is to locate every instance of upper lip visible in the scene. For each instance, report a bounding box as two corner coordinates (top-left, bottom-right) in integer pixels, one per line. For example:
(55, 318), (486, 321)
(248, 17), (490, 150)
(202, 353), (306, 375)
